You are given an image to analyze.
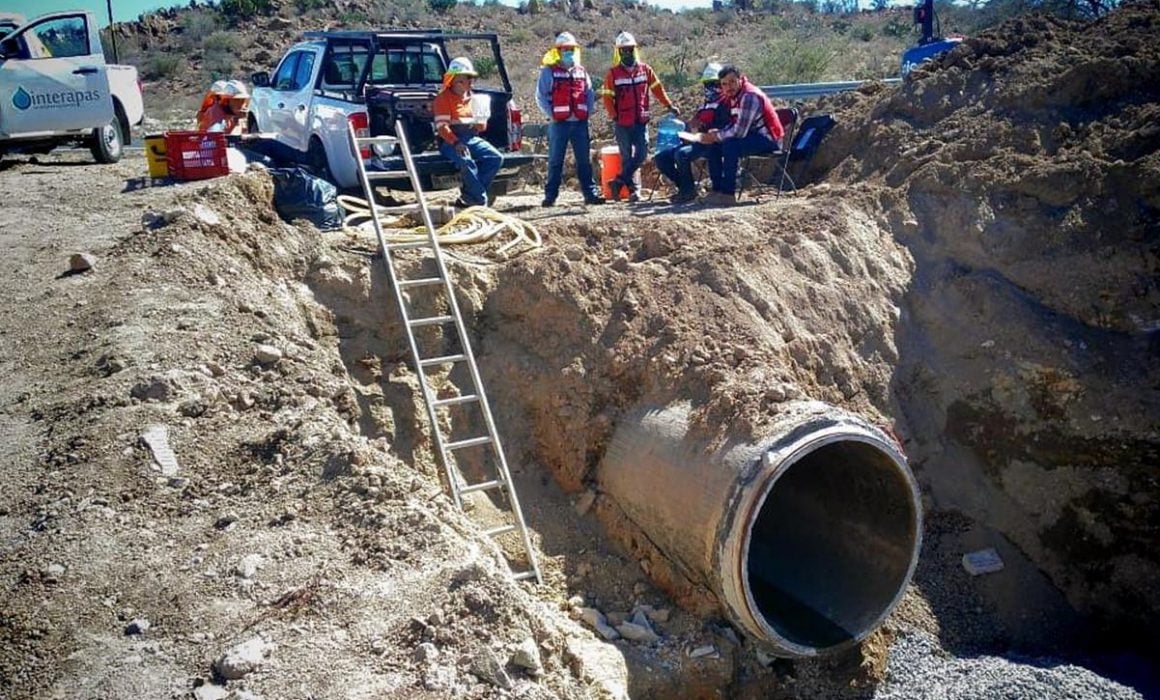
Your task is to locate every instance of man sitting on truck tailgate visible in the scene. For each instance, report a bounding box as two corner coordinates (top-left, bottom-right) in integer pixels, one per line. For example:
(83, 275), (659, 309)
(699, 64), (784, 205)
(433, 57), (502, 208)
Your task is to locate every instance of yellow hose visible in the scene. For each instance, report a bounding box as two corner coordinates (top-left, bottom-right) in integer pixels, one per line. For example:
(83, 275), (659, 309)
(337, 194), (542, 258)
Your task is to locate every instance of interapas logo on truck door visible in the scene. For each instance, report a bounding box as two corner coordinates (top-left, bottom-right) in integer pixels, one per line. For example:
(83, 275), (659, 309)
(11, 85), (103, 111)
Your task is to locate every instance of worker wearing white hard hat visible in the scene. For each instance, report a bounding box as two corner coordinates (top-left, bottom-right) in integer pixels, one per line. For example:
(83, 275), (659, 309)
(600, 31), (677, 202)
(196, 78), (251, 134)
(654, 59), (732, 204)
(535, 30), (605, 206)
(433, 56), (502, 208)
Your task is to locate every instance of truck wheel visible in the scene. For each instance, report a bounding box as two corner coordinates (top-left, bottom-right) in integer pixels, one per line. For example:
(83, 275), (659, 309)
(90, 105), (126, 164)
(307, 137), (334, 184)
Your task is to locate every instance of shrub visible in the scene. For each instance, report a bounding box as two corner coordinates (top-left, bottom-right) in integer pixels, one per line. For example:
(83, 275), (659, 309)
(338, 11), (368, 25)
(429, 0), (458, 11)
(474, 55), (498, 78)
(296, 0), (328, 11)
(203, 50), (235, 79)
(179, 11), (218, 47)
(219, 0), (274, 19)
(749, 37), (836, 84)
(144, 52), (183, 79)
(202, 31), (240, 54)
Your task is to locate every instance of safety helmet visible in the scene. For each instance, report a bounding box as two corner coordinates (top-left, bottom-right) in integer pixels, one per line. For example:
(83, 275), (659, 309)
(615, 31), (636, 48)
(701, 62), (724, 83)
(445, 57), (478, 77)
(555, 31), (578, 48)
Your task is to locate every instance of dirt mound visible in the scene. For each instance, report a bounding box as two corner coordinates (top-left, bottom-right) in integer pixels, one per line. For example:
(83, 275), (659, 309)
(806, 1), (1160, 646)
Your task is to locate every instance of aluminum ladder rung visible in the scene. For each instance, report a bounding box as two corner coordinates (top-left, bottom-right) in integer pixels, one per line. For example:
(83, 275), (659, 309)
(460, 478), (504, 495)
(409, 315), (455, 328)
(385, 240), (431, 251)
(433, 394), (479, 408)
(418, 353), (467, 367)
(446, 435), (493, 451)
(398, 277), (444, 288)
(347, 119), (542, 586)
(355, 135), (399, 146)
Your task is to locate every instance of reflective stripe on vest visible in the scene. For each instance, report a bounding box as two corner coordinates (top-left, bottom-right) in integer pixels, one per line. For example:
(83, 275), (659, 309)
(610, 64), (650, 127)
(550, 66), (589, 121)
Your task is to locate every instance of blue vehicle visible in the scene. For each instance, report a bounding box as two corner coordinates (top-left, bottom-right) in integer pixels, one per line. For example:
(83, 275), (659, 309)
(901, 0), (964, 77)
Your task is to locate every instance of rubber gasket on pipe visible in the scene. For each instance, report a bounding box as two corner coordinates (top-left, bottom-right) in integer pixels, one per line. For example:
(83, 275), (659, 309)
(599, 400), (922, 657)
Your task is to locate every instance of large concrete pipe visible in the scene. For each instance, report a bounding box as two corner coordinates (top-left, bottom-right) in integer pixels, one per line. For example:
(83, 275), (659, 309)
(599, 400), (921, 657)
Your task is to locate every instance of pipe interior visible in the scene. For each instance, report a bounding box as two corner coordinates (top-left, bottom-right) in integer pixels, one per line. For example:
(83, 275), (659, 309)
(745, 439), (918, 650)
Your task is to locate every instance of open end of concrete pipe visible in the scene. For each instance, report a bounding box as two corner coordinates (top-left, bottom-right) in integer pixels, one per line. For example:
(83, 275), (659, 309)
(738, 432), (921, 656)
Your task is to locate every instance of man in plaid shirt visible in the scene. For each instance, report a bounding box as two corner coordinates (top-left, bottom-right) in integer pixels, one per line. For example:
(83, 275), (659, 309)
(700, 64), (785, 205)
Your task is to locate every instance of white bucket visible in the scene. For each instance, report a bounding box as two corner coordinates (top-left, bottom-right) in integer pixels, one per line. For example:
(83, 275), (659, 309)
(470, 93), (492, 124)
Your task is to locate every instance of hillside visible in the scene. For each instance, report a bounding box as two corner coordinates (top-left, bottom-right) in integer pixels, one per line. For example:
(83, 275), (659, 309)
(112, 0), (965, 118)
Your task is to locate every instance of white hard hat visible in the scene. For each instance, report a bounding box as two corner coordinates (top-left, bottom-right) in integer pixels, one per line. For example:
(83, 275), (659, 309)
(555, 31), (578, 48)
(615, 31), (636, 48)
(701, 62), (724, 83)
(445, 57), (478, 77)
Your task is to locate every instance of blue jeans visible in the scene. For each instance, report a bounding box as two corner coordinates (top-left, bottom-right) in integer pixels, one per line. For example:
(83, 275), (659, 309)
(654, 142), (722, 196)
(545, 120), (600, 202)
(716, 131), (779, 195)
(613, 123), (648, 190)
(438, 136), (502, 206)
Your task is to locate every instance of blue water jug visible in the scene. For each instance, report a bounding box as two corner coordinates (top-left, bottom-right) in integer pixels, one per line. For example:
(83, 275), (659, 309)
(656, 113), (684, 154)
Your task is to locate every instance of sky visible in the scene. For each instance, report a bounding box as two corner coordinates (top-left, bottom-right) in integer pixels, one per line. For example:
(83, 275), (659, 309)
(3, 0), (715, 27)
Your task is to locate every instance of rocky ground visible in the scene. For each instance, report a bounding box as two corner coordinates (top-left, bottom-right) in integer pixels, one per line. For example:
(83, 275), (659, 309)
(1, 2), (1158, 700)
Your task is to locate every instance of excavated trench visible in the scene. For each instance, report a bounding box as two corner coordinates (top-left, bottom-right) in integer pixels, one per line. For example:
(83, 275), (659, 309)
(300, 170), (1157, 692)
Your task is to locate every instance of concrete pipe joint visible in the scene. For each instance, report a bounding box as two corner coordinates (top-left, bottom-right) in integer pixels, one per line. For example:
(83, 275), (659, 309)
(599, 401), (921, 657)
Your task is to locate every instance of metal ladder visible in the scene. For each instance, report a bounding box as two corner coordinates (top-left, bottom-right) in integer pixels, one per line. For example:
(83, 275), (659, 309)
(346, 121), (542, 584)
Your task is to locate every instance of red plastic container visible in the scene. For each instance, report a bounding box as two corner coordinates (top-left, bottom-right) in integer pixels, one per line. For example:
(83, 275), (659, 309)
(165, 131), (228, 181)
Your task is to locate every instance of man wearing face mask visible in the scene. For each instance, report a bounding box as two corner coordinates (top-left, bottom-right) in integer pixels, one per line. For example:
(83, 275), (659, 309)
(601, 31), (676, 203)
(535, 31), (606, 207)
(654, 61), (729, 204)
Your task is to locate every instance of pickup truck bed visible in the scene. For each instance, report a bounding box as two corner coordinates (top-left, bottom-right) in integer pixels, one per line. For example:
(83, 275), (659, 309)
(249, 30), (533, 192)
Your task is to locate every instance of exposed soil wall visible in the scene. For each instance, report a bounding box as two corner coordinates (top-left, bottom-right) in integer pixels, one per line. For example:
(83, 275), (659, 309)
(811, 1), (1160, 642)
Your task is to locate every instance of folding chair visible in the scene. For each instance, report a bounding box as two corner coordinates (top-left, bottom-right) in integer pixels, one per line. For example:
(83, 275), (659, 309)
(777, 113), (836, 192)
(737, 107), (798, 197)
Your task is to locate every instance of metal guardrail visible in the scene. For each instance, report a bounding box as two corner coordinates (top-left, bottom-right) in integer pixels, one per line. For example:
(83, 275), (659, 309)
(761, 78), (902, 101)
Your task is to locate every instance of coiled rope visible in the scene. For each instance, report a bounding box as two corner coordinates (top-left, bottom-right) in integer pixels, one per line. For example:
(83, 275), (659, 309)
(337, 194), (542, 258)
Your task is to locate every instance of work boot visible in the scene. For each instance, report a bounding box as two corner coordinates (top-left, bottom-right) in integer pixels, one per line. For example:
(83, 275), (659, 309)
(608, 178), (624, 202)
(585, 193), (606, 205)
(704, 191), (736, 206)
(627, 188), (640, 203)
(670, 189), (697, 204)
(541, 198), (556, 207)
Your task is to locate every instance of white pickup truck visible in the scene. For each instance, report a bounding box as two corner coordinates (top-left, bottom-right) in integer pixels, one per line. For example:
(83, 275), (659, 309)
(0, 10), (144, 163)
(249, 30), (533, 191)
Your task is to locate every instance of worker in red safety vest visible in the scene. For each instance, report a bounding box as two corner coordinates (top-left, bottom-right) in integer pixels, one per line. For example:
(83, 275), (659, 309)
(599, 32), (676, 202)
(699, 64), (785, 205)
(535, 31), (605, 207)
(654, 61), (731, 204)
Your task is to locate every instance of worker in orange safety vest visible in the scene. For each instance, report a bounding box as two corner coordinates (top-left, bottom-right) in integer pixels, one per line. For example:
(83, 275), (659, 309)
(433, 57), (503, 208)
(600, 31), (677, 202)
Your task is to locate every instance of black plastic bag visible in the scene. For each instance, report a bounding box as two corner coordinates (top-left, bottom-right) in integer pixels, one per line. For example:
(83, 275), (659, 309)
(268, 167), (341, 230)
